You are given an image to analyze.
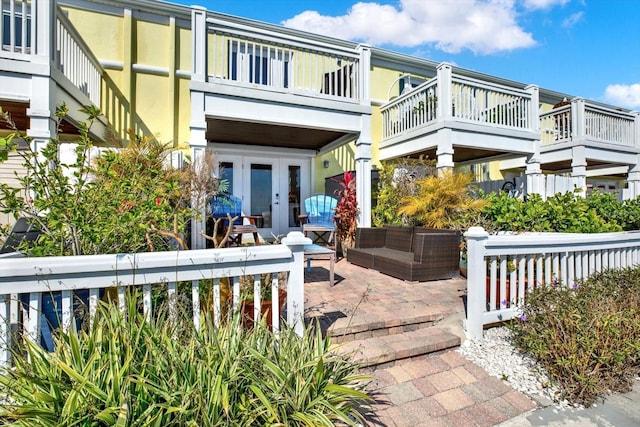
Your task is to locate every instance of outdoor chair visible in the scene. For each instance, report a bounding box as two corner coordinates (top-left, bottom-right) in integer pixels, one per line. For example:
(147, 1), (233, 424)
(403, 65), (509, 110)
(0, 217), (41, 254)
(298, 194), (337, 245)
(210, 193), (260, 246)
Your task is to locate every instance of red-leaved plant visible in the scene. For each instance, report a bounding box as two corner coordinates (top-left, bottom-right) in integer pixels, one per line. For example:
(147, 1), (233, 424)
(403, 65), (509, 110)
(333, 171), (359, 249)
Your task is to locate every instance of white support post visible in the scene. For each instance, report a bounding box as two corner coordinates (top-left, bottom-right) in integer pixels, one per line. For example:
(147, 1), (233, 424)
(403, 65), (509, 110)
(571, 97), (586, 141)
(356, 43), (371, 106)
(33, 0), (55, 64)
(464, 227), (489, 340)
(282, 231), (311, 337)
(627, 155), (640, 200)
(355, 117), (372, 228)
(436, 135), (454, 174)
(355, 44), (372, 228)
(189, 76), (208, 248)
(571, 145), (587, 197)
(633, 112), (640, 149)
(436, 63), (453, 122)
(191, 6), (207, 83)
(525, 85), (540, 133)
(525, 155), (544, 198)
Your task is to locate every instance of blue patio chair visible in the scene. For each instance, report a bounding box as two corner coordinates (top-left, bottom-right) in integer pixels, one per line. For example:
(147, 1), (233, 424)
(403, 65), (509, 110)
(299, 194), (337, 245)
(210, 193), (260, 246)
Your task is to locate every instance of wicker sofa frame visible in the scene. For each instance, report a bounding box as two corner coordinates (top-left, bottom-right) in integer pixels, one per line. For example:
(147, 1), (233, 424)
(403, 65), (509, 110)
(347, 226), (460, 282)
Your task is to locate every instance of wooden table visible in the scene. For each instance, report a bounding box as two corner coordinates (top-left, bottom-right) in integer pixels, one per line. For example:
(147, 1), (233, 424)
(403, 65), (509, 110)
(304, 244), (336, 286)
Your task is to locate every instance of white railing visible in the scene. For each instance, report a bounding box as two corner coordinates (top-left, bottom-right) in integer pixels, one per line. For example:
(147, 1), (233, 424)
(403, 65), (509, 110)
(380, 70), (534, 140)
(381, 78), (437, 138)
(206, 19), (360, 102)
(541, 99), (638, 147)
(451, 75), (532, 129)
(1, 0), (103, 106)
(0, 232), (311, 367)
(55, 11), (102, 106)
(0, 0), (32, 57)
(464, 227), (640, 339)
(584, 104), (636, 145)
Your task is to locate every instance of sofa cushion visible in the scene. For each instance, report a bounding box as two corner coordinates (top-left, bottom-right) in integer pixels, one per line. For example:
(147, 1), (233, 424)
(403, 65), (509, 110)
(383, 226), (414, 252)
(347, 247), (377, 269)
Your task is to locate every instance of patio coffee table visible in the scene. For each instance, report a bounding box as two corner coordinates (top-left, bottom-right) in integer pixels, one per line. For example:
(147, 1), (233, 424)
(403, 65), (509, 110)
(304, 244), (335, 286)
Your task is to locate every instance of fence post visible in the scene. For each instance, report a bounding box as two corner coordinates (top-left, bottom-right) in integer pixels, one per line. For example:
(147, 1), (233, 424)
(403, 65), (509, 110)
(282, 231), (312, 337)
(464, 227), (489, 339)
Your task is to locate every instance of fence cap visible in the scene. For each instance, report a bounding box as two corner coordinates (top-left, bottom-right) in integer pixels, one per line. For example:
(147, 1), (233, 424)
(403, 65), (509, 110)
(282, 232), (312, 246)
(464, 227), (489, 238)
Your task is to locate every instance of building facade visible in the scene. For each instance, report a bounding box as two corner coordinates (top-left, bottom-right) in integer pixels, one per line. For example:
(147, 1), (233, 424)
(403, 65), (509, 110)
(1, 0), (639, 244)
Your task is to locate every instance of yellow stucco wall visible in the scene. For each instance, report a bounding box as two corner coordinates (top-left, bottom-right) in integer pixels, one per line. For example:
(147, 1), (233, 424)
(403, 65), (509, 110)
(63, 5), (191, 150)
(135, 20), (170, 68)
(63, 8), (123, 63)
(314, 65), (432, 192)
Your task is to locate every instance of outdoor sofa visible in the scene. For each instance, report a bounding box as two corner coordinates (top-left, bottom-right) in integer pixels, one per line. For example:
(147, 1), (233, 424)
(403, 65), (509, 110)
(347, 226), (460, 282)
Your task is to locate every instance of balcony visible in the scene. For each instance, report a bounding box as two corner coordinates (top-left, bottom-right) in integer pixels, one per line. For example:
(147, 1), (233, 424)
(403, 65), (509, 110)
(379, 63), (539, 163)
(538, 98), (640, 172)
(1, 0), (109, 137)
(541, 99), (638, 147)
(191, 9), (371, 150)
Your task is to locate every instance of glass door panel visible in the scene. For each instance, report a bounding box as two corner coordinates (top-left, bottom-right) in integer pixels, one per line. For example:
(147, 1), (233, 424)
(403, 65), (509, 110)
(288, 165), (301, 227)
(249, 163), (273, 228)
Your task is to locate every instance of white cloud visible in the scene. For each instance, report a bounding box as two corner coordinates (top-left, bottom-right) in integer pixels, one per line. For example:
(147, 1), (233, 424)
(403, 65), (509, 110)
(604, 84), (640, 109)
(522, 0), (570, 10)
(561, 11), (583, 28)
(282, 0), (537, 55)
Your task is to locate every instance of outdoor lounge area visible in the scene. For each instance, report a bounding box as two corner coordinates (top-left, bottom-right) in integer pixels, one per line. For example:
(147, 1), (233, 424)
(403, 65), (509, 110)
(347, 226), (461, 282)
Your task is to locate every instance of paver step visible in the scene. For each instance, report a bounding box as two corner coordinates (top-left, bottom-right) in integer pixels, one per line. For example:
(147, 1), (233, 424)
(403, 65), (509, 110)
(328, 304), (451, 344)
(332, 326), (460, 369)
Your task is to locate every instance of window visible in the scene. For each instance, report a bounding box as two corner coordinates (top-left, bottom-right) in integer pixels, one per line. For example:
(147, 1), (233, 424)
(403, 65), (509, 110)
(2, 11), (31, 50)
(229, 43), (290, 88)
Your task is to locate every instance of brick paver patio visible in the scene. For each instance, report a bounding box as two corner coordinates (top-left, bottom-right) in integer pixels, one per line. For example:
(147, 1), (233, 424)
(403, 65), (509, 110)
(303, 257), (536, 426)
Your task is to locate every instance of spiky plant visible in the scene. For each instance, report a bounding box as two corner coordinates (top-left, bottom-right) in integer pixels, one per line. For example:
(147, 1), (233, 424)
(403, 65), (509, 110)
(398, 170), (487, 228)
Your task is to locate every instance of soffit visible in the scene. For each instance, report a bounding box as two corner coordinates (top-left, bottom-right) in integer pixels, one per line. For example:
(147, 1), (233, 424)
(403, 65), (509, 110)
(205, 118), (352, 150)
(1, 101), (80, 136)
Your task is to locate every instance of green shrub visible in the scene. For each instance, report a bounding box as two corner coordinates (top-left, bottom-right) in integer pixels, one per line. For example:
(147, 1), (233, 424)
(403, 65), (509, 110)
(372, 158), (434, 226)
(0, 293), (370, 425)
(482, 192), (621, 233)
(509, 267), (640, 406)
(0, 105), (224, 256)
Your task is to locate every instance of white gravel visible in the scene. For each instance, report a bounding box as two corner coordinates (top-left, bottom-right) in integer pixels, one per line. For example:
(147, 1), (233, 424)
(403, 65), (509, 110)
(457, 326), (580, 410)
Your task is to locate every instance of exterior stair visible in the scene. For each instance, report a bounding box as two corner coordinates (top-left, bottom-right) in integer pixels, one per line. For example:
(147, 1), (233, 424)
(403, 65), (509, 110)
(328, 304), (462, 369)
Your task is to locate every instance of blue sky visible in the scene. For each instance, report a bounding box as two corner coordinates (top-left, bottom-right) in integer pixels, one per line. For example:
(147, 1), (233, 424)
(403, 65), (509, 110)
(172, 0), (640, 109)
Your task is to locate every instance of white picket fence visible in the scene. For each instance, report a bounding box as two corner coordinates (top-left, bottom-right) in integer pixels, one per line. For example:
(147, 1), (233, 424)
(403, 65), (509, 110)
(476, 174), (582, 200)
(464, 227), (640, 339)
(0, 232), (311, 367)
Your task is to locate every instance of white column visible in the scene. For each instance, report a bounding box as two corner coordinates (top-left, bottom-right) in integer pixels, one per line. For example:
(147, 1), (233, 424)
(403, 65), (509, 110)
(189, 90), (208, 249)
(191, 6), (207, 83)
(355, 126), (372, 228)
(356, 43), (371, 106)
(282, 231), (312, 337)
(627, 155), (640, 199)
(571, 145), (587, 197)
(633, 112), (640, 149)
(27, 75), (56, 159)
(436, 63), (453, 122)
(189, 6), (208, 248)
(436, 133), (454, 174)
(33, 0), (55, 64)
(525, 155), (544, 198)
(571, 97), (586, 140)
(525, 84), (540, 133)
(464, 227), (489, 340)
(355, 44), (372, 227)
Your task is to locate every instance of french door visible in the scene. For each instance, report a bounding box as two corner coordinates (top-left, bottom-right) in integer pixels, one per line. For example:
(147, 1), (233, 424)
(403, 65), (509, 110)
(217, 154), (310, 238)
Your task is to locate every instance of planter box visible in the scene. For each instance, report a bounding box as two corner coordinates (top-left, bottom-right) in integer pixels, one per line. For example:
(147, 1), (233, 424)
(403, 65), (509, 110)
(241, 289), (287, 331)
